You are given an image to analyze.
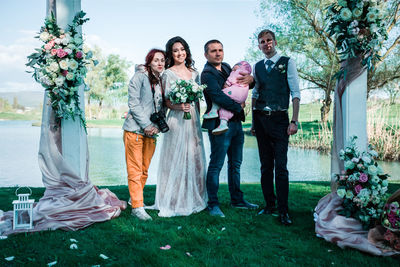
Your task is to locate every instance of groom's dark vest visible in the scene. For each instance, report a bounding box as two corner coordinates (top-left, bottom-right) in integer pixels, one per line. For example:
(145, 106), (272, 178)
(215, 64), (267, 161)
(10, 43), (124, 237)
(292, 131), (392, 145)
(254, 56), (290, 111)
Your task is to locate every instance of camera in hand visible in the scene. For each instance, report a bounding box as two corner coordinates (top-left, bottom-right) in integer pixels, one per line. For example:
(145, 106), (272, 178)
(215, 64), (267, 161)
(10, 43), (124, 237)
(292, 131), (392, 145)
(150, 111), (169, 133)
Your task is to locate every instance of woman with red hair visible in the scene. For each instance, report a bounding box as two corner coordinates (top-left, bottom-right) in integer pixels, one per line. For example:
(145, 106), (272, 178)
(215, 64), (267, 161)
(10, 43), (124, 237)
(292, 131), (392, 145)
(123, 48), (166, 221)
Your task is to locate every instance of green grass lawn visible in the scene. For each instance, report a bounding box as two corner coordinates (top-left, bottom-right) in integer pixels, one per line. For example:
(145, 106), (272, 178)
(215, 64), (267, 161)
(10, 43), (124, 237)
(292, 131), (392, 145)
(0, 112), (41, 121)
(1, 183), (399, 266)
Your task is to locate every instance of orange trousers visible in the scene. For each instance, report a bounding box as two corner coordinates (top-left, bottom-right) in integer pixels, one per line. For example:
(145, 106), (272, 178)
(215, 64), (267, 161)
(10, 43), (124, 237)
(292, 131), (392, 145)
(123, 131), (156, 208)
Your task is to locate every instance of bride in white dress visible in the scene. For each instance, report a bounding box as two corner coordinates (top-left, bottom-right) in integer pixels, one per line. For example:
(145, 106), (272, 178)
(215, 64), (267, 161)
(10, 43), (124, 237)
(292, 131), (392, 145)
(151, 36), (207, 217)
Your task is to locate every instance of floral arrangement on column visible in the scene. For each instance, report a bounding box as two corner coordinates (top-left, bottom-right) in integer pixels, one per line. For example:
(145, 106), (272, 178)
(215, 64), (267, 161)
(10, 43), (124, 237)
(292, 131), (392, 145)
(326, 0), (388, 71)
(26, 11), (97, 130)
(334, 137), (389, 229)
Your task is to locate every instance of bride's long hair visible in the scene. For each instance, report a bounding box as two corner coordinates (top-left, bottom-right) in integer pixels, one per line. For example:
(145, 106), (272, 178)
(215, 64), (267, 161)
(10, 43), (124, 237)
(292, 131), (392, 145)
(165, 36), (195, 70)
(144, 48), (166, 87)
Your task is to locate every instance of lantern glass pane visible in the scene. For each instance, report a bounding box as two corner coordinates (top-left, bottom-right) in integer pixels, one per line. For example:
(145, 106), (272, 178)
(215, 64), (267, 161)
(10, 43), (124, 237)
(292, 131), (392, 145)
(15, 210), (31, 225)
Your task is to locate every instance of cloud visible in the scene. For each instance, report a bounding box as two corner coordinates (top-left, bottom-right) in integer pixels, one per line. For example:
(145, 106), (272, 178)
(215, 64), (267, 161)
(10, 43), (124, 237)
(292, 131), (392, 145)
(0, 81), (42, 93)
(0, 30), (40, 72)
(84, 34), (122, 56)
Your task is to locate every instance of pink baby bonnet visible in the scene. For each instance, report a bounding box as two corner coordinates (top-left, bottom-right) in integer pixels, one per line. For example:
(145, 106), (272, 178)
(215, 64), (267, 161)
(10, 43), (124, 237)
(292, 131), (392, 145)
(234, 61), (252, 74)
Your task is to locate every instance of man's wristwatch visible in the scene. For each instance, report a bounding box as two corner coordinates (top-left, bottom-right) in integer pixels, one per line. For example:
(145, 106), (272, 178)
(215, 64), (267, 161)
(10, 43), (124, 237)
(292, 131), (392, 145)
(290, 120), (298, 126)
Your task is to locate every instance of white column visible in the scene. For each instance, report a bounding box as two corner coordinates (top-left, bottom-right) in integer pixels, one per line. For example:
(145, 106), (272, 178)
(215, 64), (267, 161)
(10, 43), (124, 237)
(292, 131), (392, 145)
(341, 70), (368, 152)
(48, 0), (87, 178)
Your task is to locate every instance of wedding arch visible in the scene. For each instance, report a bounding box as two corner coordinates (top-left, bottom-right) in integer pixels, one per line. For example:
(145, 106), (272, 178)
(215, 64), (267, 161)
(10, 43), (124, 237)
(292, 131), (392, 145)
(3, 0), (394, 255)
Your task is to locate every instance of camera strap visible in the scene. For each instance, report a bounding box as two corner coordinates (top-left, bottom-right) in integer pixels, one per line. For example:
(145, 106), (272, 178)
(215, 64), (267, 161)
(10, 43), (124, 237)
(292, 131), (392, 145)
(151, 82), (165, 114)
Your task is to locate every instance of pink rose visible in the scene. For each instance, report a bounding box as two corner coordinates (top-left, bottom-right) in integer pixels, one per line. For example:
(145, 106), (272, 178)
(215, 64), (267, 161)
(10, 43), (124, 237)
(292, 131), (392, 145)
(44, 40), (55, 50)
(354, 184), (363, 194)
(359, 173), (368, 183)
(76, 51), (83, 59)
(57, 48), (68, 58)
(62, 70), (68, 77)
(50, 49), (57, 56)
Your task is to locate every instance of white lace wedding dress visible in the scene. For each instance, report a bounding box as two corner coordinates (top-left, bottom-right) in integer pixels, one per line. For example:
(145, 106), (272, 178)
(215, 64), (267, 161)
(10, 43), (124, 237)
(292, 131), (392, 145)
(150, 69), (207, 217)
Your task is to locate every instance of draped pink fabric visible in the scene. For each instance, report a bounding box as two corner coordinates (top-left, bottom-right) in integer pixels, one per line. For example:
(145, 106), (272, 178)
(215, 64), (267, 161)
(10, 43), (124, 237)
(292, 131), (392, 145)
(0, 93), (126, 236)
(315, 57), (399, 255)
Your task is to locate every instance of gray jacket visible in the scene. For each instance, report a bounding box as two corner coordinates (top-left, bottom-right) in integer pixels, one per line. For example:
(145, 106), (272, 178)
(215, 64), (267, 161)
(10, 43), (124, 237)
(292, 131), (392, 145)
(122, 71), (163, 133)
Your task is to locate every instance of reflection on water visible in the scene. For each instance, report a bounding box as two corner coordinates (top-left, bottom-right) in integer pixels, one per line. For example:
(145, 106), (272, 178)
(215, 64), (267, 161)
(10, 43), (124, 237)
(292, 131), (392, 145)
(1, 120), (399, 187)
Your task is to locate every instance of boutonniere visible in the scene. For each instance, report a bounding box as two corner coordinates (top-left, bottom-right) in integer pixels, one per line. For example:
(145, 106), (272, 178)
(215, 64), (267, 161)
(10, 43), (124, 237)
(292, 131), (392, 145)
(277, 64), (286, 74)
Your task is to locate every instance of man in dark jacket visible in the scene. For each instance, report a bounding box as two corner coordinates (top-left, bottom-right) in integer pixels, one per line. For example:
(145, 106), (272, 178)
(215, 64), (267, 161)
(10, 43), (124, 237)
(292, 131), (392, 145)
(201, 40), (258, 217)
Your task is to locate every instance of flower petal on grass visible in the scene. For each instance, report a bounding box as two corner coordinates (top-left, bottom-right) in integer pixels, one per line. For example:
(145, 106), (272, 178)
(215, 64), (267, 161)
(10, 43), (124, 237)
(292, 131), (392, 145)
(47, 261), (57, 266)
(99, 254), (109, 260)
(221, 227), (226, 231)
(177, 226), (182, 230)
(70, 238), (78, 243)
(5, 256), (14, 261)
(186, 252), (192, 257)
(70, 243), (78, 249)
(160, 245), (171, 250)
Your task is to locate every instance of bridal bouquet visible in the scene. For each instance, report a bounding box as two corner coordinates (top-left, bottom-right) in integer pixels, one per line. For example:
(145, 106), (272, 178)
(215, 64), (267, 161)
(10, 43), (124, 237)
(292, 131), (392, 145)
(26, 11), (97, 130)
(334, 137), (389, 229)
(167, 79), (206, 120)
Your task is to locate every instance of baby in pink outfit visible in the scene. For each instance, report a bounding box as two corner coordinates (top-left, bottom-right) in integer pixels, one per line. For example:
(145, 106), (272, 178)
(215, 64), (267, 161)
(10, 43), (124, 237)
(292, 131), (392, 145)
(204, 61), (252, 135)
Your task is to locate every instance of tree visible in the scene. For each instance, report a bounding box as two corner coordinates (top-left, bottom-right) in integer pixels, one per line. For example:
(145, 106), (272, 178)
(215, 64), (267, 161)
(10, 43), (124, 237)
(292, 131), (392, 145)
(84, 47), (131, 118)
(247, 0), (339, 122)
(247, 0), (400, 122)
(383, 79), (400, 105)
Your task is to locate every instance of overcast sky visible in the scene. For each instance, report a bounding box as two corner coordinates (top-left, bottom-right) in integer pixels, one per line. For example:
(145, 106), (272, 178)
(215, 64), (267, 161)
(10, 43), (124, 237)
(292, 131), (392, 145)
(0, 0), (263, 93)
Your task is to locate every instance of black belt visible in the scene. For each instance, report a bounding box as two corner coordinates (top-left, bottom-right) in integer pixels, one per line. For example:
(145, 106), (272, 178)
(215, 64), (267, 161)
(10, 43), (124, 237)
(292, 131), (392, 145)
(254, 109), (287, 116)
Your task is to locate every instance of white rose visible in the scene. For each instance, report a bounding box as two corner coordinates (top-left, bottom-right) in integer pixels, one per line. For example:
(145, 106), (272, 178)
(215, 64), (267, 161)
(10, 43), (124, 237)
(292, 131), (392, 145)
(49, 62), (60, 73)
(344, 161), (355, 170)
(346, 190), (354, 199)
(337, 188), (346, 198)
(61, 37), (70, 46)
(54, 38), (61, 45)
(59, 60), (69, 70)
(69, 59), (78, 70)
(67, 43), (76, 50)
(362, 156), (371, 164)
(368, 165), (378, 176)
(55, 76), (65, 86)
(39, 31), (50, 42)
(66, 72), (75, 81)
(82, 44), (90, 53)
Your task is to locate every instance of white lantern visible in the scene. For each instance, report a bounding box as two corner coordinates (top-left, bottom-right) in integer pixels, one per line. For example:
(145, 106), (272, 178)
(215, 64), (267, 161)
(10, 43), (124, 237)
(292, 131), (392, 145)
(12, 187), (34, 230)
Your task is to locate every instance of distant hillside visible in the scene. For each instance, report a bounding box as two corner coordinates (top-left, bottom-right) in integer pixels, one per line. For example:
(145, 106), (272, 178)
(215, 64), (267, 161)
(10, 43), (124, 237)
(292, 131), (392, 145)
(0, 91), (43, 107)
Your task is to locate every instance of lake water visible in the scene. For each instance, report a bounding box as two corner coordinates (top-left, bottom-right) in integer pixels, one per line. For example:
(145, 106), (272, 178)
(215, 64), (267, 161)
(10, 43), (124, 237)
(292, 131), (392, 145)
(1, 120), (399, 187)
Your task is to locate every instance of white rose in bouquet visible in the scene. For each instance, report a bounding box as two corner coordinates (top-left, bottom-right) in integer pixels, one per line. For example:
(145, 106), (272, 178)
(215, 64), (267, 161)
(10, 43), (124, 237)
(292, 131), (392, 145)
(55, 76), (66, 87)
(59, 60), (69, 70)
(337, 188), (346, 198)
(69, 59), (79, 70)
(66, 72), (75, 81)
(39, 31), (50, 42)
(49, 62), (60, 73)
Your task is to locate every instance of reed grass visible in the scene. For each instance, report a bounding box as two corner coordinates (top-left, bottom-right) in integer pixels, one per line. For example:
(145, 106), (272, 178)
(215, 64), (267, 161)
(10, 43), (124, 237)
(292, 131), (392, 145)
(290, 102), (400, 161)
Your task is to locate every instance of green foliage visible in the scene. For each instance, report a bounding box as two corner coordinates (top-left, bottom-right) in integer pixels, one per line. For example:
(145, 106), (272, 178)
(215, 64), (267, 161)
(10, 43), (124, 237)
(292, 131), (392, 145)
(85, 47), (131, 108)
(1, 184), (400, 266)
(0, 98), (12, 112)
(249, 0), (400, 121)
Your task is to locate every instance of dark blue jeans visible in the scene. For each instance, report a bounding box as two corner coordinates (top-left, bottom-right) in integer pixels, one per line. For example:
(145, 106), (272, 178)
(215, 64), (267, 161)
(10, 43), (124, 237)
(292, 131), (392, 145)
(206, 121), (244, 207)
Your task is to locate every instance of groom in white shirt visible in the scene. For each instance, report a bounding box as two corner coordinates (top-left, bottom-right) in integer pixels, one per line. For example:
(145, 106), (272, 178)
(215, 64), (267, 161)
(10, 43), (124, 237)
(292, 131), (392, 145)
(251, 29), (300, 225)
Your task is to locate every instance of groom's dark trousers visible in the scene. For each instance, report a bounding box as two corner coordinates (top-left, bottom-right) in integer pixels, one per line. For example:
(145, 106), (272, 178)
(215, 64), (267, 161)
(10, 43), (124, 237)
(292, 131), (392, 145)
(201, 62), (245, 207)
(253, 110), (289, 213)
